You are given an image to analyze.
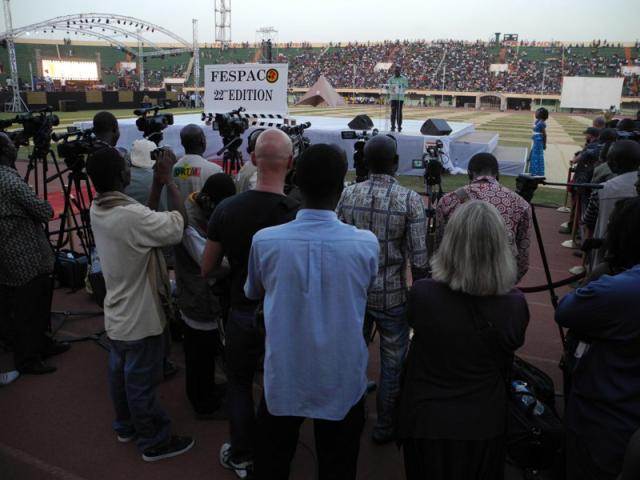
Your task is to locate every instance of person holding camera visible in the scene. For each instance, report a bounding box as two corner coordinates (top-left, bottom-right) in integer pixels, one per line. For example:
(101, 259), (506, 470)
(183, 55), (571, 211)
(173, 124), (222, 203)
(87, 146), (194, 462)
(0, 132), (70, 376)
(337, 135), (428, 445)
(124, 138), (167, 210)
(246, 144), (379, 479)
(201, 128), (299, 478)
(174, 173), (236, 417)
(397, 201), (529, 480)
(435, 153), (531, 282)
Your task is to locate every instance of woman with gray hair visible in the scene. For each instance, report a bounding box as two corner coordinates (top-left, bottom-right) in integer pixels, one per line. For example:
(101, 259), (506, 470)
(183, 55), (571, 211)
(396, 201), (530, 480)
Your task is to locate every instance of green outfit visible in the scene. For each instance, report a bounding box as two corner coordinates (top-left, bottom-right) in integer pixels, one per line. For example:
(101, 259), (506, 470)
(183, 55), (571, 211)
(387, 74), (409, 101)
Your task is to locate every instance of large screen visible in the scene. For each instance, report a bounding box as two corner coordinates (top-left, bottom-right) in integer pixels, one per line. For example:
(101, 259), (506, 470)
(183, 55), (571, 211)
(41, 59), (99, 81)
(560, 77), (624, 110)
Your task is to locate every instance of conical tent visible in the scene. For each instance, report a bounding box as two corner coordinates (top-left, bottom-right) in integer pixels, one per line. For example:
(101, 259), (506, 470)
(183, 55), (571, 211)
(295, 75), (346, 107)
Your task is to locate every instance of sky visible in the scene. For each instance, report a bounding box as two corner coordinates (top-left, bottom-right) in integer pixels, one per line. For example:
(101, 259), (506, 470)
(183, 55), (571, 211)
(5, 0), (640, 44)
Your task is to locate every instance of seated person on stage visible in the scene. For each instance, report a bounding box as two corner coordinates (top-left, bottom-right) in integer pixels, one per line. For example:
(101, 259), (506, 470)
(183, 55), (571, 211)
(125, 138), (167, 210)
(173, 124), (222, 203)
(174, 173), (236, 417)
(556, 196), (640, 480)
(435, 152), (531, 281)
(87, 146), (193, 462)
(397, 200), (529, 480)
(245, 144), (380, 480)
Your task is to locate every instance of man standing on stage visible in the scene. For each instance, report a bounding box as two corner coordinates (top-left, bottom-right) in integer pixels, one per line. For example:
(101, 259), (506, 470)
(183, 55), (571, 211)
(388, 65), (408, 133)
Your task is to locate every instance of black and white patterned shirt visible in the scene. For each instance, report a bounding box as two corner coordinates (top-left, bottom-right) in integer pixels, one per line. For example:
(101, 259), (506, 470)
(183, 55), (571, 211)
(337, 174), (428, 311)
(0, 165), (54, 286)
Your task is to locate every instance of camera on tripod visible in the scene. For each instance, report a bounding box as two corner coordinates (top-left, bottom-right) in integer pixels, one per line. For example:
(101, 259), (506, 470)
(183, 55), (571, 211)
(134, 102), (174, 143)
(14, 106), (61, 139)
(515, 174), (546, 203)
(52, 126), (104, 172)
(413, 140), (445, 187)
(202, 107), (250, 141)
(279, 122), (311, 160)
(341, 128), (380, 182)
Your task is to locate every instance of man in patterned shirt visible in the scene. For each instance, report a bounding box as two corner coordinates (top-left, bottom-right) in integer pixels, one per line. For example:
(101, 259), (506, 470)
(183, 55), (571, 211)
(337, 135), (428, 444)
(435, 153), (531, 281)
(0, 132), (69, 375)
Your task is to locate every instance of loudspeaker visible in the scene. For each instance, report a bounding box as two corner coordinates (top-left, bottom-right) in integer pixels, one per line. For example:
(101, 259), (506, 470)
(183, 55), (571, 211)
(420, 118), (452, 136)
(348, 114), (374, 130)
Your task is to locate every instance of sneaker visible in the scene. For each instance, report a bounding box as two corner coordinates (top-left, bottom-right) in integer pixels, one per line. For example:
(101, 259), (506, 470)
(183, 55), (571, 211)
(0, 370), (19, 385)
(142, 435), (194, 462)
(219, 442), (253, 479)
(117, 432), (136, 443)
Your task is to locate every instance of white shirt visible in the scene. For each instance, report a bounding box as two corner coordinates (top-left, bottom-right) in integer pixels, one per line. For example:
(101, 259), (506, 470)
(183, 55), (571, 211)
(90, 194), (184, 341)
(172, 154), (223, 204)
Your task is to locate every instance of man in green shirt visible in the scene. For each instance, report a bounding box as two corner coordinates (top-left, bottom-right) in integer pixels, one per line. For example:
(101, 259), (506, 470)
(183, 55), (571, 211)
(387, 65), (409, 132)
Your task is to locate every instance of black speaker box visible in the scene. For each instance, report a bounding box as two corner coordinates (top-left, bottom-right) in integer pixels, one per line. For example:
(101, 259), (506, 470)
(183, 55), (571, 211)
(348, 114), (374, 130)
(420, 118), (452, 136)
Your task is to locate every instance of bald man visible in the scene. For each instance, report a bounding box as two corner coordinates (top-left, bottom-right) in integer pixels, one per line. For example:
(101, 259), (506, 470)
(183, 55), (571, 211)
(201, 128), (299, 477)
(172, 124), (223, 203)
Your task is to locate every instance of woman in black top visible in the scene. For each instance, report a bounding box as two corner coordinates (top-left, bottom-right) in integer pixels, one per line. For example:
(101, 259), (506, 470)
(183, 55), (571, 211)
(396, 201), (529, 480)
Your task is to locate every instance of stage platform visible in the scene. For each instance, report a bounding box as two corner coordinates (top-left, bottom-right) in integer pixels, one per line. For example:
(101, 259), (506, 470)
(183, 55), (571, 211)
(79, 113), (522, 176)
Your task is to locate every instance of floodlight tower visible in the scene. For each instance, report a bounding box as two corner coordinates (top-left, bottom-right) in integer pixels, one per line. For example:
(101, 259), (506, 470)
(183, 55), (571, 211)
(215, 0), (231, 45)
(193, 18), (200, 106)
(3, 0), (26, 112)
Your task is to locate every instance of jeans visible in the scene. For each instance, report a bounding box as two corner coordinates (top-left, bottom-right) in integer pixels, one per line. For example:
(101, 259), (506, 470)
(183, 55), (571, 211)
(0, 273), (53, 370)
(225, 307), (265, 462)
(364, 304), (409, 435)
(390, 100), (404, 130)
(108, 334), (171, 452)
(254, 396), (366, 480)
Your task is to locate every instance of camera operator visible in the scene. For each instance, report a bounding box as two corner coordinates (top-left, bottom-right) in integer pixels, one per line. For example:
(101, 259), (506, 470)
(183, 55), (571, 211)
(87, 146), (194, 462)
(93, 111), (121, 150)
(435, 153), (532, 281)
(582, 140), (640, 266)
(0, 132), (70, 376)
(172, 124), (223, 203)
(235, 128), (263, 193)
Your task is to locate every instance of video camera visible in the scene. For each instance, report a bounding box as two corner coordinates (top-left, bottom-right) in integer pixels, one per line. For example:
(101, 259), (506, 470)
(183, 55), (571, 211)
(52, 126), (107, 172)
(135, 102), (174, 143)
(279, 122), (311, 160)
(412, 139), (445, 187)
(202, 107), (249, 142)
(14, 106), (61, 139)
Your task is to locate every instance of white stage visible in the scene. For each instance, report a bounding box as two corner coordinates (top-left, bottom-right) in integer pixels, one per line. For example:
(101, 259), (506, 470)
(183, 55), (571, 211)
(79, 113), (525, 176)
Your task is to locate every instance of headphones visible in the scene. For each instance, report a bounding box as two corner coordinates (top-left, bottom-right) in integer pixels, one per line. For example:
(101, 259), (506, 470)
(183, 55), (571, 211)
(246, 128), (266, 155)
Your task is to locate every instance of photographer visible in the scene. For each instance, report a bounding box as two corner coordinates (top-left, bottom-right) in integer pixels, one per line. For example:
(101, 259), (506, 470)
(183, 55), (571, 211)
(93, 111), (121, 150)
(0, 132), (70, 376)
(124, 139), (167, 210)
(435, 153), (531, 281)
(87, 146), (193, 462)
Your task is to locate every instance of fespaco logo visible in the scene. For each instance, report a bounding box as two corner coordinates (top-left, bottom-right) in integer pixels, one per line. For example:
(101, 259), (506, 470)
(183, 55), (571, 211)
(266, 69), (279, 83)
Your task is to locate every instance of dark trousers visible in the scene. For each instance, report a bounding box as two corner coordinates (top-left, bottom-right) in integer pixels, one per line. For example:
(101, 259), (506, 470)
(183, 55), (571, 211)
(182, 322), (223, 414)
(255, 396), (366, 480)
(0, 273), (53, 370)
(391, 100), (404, 130)
(108, 334), (172, 452)
(402, 436), (505, 480)
(226, 307), (265, 462)
(566, 430), (617, 480)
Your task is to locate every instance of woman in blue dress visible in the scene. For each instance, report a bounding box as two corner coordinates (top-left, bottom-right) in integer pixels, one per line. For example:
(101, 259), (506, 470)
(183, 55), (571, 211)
(529, 107), (548, 176)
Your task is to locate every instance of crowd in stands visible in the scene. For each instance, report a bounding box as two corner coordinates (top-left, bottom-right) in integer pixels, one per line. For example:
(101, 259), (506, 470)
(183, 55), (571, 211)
(2, 106), (640, 479)
(287, 39), (640, 96)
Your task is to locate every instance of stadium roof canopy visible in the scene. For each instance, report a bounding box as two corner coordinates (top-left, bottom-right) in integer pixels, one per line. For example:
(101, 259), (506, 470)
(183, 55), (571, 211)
(0, 13), (193, 57)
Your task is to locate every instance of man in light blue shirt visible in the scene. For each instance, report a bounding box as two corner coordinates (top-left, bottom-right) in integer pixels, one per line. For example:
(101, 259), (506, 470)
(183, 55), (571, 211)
(245, 143), (379, 480)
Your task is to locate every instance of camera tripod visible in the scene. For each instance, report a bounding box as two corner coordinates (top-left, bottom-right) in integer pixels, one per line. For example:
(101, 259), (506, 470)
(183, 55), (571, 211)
(218, 136), (244, 175)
